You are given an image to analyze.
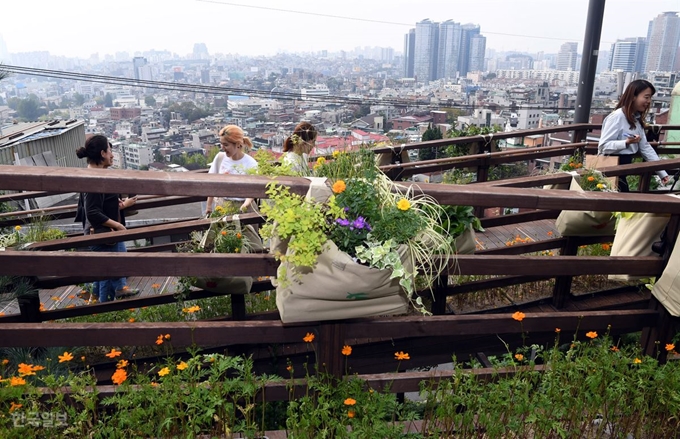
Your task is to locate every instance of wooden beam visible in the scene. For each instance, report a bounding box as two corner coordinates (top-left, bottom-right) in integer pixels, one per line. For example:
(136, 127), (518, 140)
(0, 165), (311, 198)
(0, 310), (657, 348)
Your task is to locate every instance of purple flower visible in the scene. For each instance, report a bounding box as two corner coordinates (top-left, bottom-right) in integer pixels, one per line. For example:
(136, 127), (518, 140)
(344, 207), (350, 212)
(352, 216), (371, 230)
(336, 218), (350, 227)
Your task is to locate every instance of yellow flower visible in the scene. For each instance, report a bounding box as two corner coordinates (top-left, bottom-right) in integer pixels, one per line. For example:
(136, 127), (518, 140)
(182, 305), (201, 313)
(666, 343), (676, 352)
(341, 345), (352, 356)
(585, 331), (598, 339)
(177, 361), (188, 371)
(597, 183), (605, 189)
(105, 349), (122, 358)
(396, 198), (411, 211)
(514, 353), (524, 361)
(14, 225), (21, 231)
(10, 376), (26, 386)
(58, 351), (73, 363)
(512, 311), (525, 322)
(332, 180), (346, 194)
(316, 157), (326, 165)
(394, 351), (410, 361)
(633, 358), (642, 364)
(332, 150), (340, 158)
(303, 332), (315, 343)
(111, 368), (127, 385)
(344, 398), (356, 406)
(116, 359), (128, 369)
(158, 367), (170, 377)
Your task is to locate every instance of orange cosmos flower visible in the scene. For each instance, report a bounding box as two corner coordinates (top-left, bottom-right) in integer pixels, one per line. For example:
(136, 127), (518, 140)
(111, 368), (127, 385)
(585, 331), (598, 339)
(394, 351), (410, 361)
(303, 332), (315, 343)
(116, 360), (129, 369)
(344, 398), (356, 406)
(58, 351), (74, 363)
(105, 349), (122, 358)
(666, 343), (676, 352)
(512, 311), (525, 322)
(341, 345), (352, 356)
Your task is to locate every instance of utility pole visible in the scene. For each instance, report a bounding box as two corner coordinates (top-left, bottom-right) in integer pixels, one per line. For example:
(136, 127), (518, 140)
(574, 0), (606, 142)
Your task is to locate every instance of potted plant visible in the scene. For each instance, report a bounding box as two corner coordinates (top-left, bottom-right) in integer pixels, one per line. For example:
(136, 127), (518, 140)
(259, 149), (453, 322)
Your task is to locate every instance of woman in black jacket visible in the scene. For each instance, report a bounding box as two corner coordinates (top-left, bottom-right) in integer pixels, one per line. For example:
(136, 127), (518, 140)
(76, 135), (138, 302)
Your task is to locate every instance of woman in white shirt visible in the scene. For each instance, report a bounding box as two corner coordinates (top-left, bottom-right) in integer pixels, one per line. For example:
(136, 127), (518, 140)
(205, 125), (258, 216)
(598, 79), (669, 192)
(282, 121), (318, 176)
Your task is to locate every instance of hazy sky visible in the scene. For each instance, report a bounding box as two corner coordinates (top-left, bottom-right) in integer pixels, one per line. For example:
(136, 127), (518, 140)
(2, 0), (680, 58)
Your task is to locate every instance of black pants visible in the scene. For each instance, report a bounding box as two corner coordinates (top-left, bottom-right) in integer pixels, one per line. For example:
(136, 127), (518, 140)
(615, 154), (633, 193)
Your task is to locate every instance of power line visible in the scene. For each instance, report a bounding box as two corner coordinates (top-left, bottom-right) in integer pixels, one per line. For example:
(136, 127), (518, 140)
(3, 64), (614, 112)
(196, 0), (589, 43)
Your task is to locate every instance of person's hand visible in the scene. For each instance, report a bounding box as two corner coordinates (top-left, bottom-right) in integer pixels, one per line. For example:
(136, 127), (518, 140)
(239, 202), (250, 213)
(114, 223), (126, 231)
(625, 134), (641, 145)
(662, 176), (671, 185)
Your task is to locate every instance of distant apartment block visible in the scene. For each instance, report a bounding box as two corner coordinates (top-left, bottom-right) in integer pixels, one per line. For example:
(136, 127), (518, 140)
(645, 12), (680, 72)
(110, 107), (142, 120)
(495, 69), (580, 85)
(403, 28), (416, 77)
(123, 143), (154, 170)
(556, 42), (578, 71)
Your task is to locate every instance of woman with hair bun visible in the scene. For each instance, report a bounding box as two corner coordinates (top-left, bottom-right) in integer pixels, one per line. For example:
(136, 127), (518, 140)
(205, 125), (258, 216)
(282, 121), (317, 176)
(75, 134), (138, 302)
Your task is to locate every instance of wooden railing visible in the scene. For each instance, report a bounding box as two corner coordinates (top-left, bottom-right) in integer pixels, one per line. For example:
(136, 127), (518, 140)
(0, 123), (679, 387)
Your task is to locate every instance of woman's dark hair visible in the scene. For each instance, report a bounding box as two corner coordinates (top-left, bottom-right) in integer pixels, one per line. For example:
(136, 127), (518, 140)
(283, 122), (318, 153)
(616, 79), (656, 129)
(76, 134), (110, 165)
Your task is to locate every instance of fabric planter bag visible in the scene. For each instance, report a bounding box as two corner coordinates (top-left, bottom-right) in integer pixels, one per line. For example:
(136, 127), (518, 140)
(651, 235), (680, 317)
(275, 240), (410, 323)
(608, 211), (670, 282)
(453, 225), (476, 254)
(555, 176), (616, 236)
(273, 177), (409, 323)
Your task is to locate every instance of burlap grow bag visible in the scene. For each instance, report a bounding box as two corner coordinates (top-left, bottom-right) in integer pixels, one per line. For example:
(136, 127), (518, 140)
(275, 240), (410, 323)
(555, 176), (616, 236)
(273, 177), (410, 323)
(191, 215), (257, 295)
(651, 236), (680, 317)
(608, 211), (670, 282)
(453, 225), (476, 254)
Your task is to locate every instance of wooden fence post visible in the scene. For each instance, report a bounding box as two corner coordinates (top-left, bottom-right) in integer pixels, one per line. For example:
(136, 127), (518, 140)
(552, 237), (579, 309)
(317, 323), (345, 378)
(431, 275), (448, 315)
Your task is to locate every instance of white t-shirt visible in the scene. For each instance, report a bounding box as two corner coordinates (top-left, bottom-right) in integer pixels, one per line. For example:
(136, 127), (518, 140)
(282, 151), (311, 176)
(208, 152), (258, 204)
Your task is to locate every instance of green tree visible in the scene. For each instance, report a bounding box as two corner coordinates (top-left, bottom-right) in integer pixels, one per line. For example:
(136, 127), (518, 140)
(73, 93), (85, 106)
(145, 95), (156, 107)
(418, 124), (444, 161)
(15, 95), (47, 121)
(104, 93), (114, 107)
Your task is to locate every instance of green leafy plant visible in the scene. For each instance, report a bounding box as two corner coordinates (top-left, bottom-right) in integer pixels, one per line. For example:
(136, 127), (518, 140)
(577, 168), (612, 192)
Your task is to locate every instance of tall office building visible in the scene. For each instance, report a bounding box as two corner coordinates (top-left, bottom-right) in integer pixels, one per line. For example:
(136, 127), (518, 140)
(644, 12), (680, 72)
(403, 28), (415, 78)
(608, 37), (646, 73)
(437, 20), (462, 79)
(459, 24), (481, 76)
(132, 57), (148, 80)
(413, 19), (439, 82)
(468, 34), (487, 73)
(557, 42), (578, 71)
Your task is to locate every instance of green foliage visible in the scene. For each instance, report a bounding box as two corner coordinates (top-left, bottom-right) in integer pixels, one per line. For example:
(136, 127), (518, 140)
(488, 162), (529, 181)
(144, 95), (156, 107)
(72, 93), (85, 106)
(437, 205), (483, 238)
(418, 125), (444, 161)
(444, 124), (500, 158)
(103, 93), (113, 108)
(165, 101), (212, 123)
(7, 95), (47, 121)
(577, 168), (612, 192)
(248, 149), (297, 177)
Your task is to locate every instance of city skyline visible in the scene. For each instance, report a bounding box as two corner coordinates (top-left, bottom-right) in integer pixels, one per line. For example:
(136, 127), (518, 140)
(2, 0), (680, 60)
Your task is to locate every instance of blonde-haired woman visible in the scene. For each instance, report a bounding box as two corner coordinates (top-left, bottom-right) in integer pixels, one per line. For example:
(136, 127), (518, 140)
(282, 121), (317, 176)
(205, 125), (258, 216)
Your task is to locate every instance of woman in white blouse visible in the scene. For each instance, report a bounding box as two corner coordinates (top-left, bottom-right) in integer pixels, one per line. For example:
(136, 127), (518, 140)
(598, 79), (669, 192)
(282, 121), (318, 176)
(205, 125), (258, 216)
